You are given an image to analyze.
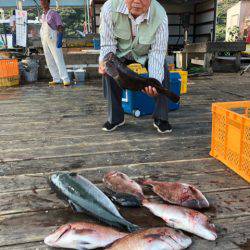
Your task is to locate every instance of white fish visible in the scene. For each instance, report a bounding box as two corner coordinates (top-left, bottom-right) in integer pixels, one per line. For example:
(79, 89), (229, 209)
(141, 179), (209, 209)
(107, 227), (192, 250)
(44, 222), (127, 249)
(103, 171), (145, 207)
(142, 200), (217, 241)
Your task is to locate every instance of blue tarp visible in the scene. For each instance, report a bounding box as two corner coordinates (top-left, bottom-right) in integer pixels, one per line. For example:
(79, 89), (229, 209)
(0, 0), (84, 8)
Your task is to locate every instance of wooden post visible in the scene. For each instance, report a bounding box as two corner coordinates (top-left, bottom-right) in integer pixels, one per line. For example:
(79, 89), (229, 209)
(193, 3), (197, 43)
(204, 52), (213, 73)
(235, 52), (241, 71)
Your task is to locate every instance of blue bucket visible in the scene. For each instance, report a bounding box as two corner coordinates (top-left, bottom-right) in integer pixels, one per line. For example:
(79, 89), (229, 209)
(93, 38), (100, 50)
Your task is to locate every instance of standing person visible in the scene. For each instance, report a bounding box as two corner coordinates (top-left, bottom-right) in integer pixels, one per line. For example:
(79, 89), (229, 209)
(9, 10), (16, 47)
(99, 0), (171, 133)
(40, 0), (70, 86)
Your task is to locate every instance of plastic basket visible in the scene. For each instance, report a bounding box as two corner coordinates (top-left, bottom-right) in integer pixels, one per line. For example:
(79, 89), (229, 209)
(0, 76), (20, 87)
(127, 64), (148, 74)
(74, 69), (86, 84)
(210, 101), (250, 182)
(92, 38), (100, 50)
(170, 69), (188, 94)
(0, 59), (19, 78)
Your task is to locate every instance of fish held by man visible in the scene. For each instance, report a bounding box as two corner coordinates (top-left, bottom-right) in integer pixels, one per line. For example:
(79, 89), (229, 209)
(106, 227), (192, 250)
(103, 171), (145, 207)
(141, 179), (209, 209)
(44, 222), (127, 249)
(103, 52), (180, 103)
(49, 172), (140, 232)
(142, 199), (217, 241)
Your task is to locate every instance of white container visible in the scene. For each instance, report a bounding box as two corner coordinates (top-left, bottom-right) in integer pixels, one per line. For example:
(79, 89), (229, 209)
(165, 55), (174, 65)
(74, 69), (86, 84)
(22, 58), (39, 82)
(67, 69), (75, 82)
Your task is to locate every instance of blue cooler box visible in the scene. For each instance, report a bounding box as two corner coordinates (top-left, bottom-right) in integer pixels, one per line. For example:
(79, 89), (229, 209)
(122, 72), (181, 117)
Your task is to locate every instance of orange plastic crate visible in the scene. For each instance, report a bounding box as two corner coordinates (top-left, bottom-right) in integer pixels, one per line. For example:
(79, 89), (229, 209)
(210, 101), (250, 182)
(0, 59), (19, 78)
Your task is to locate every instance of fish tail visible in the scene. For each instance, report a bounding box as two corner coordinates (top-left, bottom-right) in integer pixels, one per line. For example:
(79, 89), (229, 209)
(160, 88), (180, 103)
(137, 192), (146, 201)
(126, 223), (141, 233)
(141, 198), (150, 206)
(148, 78), (180, 103)
(137, 178), (152, 186)
(140, 179), (153, 186)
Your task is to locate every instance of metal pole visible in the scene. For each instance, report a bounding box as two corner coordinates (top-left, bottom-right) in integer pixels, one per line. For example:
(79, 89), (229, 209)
(212, 0), (217, 42)
(92, 0), (96, 33)
(193, 3), (197, 43)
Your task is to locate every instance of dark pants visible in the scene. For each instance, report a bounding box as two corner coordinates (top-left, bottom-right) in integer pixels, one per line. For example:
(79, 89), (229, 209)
(12, 31), (16, 47)
(103, 59), (170, 124)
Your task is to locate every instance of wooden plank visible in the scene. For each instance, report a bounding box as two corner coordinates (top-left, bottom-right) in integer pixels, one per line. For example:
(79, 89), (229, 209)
(0, 239), (241, 250)
(0, 110), (211, 127)
(0, 84), (247, 108)
(0, 109), (211, 125)
(0, 208), (249, 248)
(0, 148), (213, 176)
(0, 121), (210, 149)
(0, 85), (248, 118)
(0, 117), (211, 137)
(0, 186), (249, 218)
(0, 163), (247, 194)
(0, 242), (49, 250)
(0, 123), (211, 152)
(0, 135), (210, 162)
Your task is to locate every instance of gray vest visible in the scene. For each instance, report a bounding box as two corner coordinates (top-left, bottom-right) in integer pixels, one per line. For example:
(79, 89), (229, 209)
(111, 0), (166, 65)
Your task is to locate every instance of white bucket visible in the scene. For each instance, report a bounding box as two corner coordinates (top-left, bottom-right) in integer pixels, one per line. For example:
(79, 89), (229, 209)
(67, 69), (75, 82)
(21, 58), (39, 82)
(74, 69), (86, 84)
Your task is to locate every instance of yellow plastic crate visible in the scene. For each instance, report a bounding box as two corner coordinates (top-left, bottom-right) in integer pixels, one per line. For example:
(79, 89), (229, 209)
(210, 101), (250, 182)
(170, 69), (188, 94)
(0, 59), (19, 78)
(0, 76), (20, 87)
(128, 63), (148, 75)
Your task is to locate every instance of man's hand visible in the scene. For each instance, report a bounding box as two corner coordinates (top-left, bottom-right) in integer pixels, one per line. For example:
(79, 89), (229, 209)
(99, 61), (106, 75)
(142, 86), (158, 97)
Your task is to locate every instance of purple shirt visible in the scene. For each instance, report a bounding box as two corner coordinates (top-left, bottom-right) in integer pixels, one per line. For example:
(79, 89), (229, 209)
(42, 10), (63, 30)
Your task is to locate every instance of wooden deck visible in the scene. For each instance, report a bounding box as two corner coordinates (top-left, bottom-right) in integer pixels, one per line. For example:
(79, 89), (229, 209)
(0, 72), (249, 250)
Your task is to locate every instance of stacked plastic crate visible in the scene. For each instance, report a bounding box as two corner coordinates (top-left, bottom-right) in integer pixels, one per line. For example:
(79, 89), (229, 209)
(0, 59), (19, 87)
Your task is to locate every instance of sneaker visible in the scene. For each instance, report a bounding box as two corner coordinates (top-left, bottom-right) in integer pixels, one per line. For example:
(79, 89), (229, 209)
(102, 120), (125, 132)
(153, 119), (172, 133)
(63, 82), (71, 86)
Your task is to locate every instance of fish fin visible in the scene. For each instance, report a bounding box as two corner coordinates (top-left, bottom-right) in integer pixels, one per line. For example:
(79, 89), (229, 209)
(77, 246), (88, 250)
(77, 240), (93, 250)
(69, 172), (77, 177)
(137, 178), (153, 186)
(136, 178), (146, 185)
(126, 223), (141, 233)
(104, 237), (123, 249)
(44, 224), (71, 244)
(104, 189), (142, 207)
(188, 186), (210, 208)
(147, 77), (180, 103)
(143, 233), (165, 242)
(68, 200), (84, 213)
